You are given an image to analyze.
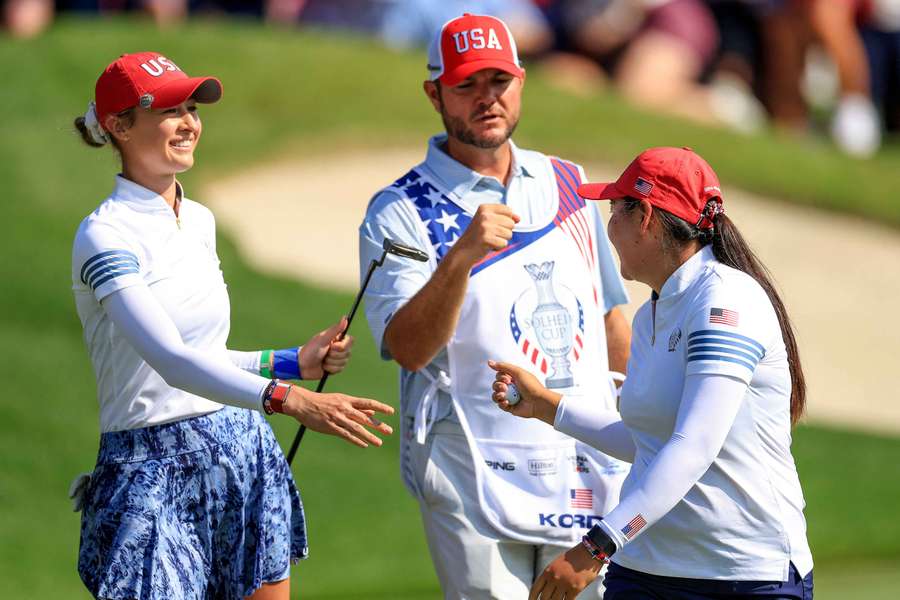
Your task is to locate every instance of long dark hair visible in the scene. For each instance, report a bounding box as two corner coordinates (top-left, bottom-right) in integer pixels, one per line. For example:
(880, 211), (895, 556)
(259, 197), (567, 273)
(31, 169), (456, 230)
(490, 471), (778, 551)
(625, 198), (806, 425)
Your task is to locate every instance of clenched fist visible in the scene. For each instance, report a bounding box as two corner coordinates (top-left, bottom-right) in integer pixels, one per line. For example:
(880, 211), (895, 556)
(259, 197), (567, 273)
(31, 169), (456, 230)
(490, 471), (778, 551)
(450, 204), (520, 266)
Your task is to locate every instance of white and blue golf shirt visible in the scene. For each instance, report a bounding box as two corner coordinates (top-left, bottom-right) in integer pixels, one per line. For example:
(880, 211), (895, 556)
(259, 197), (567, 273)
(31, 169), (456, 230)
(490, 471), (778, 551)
(605, 245), (813, 580)
(359, 134), (629, 428)
(72, 176), (268, 433)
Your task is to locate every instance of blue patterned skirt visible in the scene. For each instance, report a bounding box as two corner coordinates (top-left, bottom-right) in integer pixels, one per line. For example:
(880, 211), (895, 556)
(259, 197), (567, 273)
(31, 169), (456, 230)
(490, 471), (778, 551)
(78, 407), (308, 600)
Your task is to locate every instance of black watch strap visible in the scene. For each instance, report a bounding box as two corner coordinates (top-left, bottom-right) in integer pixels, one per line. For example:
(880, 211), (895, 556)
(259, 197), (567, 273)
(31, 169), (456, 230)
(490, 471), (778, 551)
(586, 523), (618, 557)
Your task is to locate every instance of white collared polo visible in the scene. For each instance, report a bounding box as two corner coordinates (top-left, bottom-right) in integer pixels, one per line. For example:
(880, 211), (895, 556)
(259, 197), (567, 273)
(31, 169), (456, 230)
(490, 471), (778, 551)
(72, 176), (230, 432)
(612, 245), (813, 580)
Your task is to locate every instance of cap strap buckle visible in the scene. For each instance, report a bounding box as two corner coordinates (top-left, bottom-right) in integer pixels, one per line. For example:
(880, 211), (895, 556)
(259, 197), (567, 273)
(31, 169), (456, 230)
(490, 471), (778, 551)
(696, 199), (724, 230)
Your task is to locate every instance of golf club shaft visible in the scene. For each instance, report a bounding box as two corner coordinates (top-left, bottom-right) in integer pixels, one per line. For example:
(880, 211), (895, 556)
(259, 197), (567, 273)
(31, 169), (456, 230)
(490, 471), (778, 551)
(286, 254), (384, 465)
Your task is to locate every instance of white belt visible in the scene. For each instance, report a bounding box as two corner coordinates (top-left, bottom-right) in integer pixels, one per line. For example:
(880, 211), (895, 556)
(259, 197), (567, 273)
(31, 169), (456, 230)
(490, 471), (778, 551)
(414, 367), (452, 444)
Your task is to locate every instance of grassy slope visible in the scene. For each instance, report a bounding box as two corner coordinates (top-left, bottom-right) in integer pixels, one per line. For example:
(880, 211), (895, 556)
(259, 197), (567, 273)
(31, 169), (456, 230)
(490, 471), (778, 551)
(1, 18), (898, 599)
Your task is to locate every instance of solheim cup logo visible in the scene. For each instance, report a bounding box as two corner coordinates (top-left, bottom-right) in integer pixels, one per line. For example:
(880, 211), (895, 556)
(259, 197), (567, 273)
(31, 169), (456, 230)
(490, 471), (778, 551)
(509, 261), (584, 389)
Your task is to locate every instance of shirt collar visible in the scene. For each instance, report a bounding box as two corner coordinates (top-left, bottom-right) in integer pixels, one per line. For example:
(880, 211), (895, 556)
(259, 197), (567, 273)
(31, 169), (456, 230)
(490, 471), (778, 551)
(111, 175), (183, 214)
(423, 133), (533, 199)
(658, 245), (717, 299)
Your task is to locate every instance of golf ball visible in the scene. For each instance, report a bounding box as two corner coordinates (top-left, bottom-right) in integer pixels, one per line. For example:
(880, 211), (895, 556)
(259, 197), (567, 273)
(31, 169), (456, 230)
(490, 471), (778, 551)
(506, 383), (521, 406)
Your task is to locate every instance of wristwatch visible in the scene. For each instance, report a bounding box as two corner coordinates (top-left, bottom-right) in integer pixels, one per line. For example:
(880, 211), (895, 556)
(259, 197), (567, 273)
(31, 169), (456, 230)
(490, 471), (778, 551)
(581, 523), (618, 563)
(262, 380), (292, 415)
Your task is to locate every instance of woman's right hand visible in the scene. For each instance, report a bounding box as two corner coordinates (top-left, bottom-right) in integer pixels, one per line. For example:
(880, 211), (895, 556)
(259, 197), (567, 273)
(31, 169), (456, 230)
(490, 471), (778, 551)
(282, 387), (394, 448)
(488, 360), (562, 426)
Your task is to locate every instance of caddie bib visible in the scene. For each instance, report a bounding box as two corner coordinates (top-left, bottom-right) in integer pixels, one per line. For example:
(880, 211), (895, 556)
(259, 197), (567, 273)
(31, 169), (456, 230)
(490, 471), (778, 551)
(385, 156), (628, 544)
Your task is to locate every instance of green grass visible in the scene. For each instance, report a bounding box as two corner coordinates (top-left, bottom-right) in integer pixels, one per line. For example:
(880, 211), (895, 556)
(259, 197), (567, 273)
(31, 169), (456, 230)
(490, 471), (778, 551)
(1, 17), (899, 599)
(813, 560), (900, 600)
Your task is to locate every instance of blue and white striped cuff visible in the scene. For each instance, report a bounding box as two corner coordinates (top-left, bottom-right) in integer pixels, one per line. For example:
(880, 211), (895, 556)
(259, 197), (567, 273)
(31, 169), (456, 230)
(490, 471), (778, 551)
(80, 250), (140, 291)
(686, 329), (765, 374)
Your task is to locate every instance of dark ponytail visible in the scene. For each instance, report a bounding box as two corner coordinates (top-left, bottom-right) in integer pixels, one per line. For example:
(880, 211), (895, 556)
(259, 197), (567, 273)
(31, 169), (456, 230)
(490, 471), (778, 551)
(627, 196), (806, 425)
(709, 212), (806, 424)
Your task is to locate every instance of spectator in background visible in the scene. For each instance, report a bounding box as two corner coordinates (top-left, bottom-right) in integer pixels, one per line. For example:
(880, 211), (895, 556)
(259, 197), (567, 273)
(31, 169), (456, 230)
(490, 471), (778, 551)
(145, 0), (186, 24)
(183, 0), (306, 24)
(809, 0), (900, 157)
(2, 0), (306, 37)
(298, 0), (554, 56)
(3, 1), (158, 38)
(142, 0), (306, 25)
(539, 1), (771, 132)
(3, 0), (53, 37)
(704, 0), (812, 132)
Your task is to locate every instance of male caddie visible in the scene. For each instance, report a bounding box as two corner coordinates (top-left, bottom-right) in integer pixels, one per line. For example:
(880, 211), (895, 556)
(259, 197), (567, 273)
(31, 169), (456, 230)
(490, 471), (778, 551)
(359, 13), (632, 599)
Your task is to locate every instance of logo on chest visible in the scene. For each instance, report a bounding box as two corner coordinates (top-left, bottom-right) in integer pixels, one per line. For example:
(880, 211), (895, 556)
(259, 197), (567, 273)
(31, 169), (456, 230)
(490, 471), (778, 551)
(509, 261), (585, 389)
(568, 454), (590, 474)
(668, 328), (683, 352)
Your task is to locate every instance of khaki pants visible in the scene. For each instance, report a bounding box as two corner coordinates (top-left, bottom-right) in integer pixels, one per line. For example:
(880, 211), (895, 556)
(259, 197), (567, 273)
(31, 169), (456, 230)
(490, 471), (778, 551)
(408, 418), (606, 600)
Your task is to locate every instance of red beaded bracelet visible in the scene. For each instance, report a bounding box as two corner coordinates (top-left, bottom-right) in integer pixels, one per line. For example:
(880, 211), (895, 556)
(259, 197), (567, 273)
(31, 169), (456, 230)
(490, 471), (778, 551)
(581, 534), (610, 563)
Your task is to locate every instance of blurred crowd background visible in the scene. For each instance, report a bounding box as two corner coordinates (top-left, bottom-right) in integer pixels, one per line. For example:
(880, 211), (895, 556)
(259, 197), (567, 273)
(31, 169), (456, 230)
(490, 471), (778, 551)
(4, 0), (899, 158)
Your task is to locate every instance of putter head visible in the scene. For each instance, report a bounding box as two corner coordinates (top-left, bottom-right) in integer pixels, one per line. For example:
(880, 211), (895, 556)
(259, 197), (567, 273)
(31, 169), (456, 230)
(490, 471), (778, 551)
(383, 238), (428, 262)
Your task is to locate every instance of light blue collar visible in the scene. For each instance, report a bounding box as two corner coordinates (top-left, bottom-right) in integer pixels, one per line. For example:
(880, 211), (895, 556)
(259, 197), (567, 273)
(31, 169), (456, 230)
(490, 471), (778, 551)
(422, 133), (533, 201)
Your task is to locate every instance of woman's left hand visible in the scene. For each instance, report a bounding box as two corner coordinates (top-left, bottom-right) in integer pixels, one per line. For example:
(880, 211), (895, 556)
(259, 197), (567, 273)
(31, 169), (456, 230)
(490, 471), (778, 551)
(529, 543), (603, 600)
(298, 316), (354, 380)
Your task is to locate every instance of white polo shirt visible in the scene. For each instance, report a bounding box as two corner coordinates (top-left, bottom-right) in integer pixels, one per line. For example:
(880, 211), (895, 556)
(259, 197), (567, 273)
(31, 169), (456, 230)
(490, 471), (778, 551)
(611, 245), (812, 580)
(72, 176), (233, 432)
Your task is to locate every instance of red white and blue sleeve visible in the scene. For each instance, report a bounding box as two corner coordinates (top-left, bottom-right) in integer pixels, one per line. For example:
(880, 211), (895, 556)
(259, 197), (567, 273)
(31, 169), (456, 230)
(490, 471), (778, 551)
(684, 285), (769, 385)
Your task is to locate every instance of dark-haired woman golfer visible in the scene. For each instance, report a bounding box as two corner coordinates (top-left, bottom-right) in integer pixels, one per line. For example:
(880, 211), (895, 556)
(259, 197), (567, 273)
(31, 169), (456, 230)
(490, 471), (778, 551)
(490, 147), (813, 600)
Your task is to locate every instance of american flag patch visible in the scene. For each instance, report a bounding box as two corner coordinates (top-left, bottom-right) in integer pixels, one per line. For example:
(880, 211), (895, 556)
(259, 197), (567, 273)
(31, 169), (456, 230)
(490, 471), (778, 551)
(709, 307), (739, 326)
(621, 514), (647, 539)
(634, 177), (653, 196)
(569, 488), (593, 509)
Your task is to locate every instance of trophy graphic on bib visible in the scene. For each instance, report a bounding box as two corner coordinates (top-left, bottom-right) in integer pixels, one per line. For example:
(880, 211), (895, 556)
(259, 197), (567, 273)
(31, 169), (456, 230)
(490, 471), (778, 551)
(524, 261), (575, 388)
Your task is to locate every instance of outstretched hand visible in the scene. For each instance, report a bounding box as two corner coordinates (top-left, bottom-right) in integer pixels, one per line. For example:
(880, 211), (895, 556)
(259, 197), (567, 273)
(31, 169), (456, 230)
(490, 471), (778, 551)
(299, 316), (354, 380)
(283, 386), (394, 448)
(488, 360), (562, 426)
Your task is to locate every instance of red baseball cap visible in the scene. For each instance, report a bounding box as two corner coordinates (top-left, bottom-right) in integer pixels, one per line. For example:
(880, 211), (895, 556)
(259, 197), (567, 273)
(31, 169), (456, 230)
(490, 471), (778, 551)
(577, 147), (724, 229)
(427, 13), (525, 86)
(95, 52), (222, 127)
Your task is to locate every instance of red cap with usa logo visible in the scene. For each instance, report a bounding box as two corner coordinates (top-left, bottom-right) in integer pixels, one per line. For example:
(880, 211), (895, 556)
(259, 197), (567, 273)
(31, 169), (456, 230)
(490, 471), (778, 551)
(95, 52), (222, 126)
(577, 147), (724, 230)
(427, 13), (525, 86)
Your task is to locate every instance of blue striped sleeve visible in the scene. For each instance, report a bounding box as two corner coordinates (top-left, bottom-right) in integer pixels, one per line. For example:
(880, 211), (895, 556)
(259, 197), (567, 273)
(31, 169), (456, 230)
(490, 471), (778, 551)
(80, 249), (140, 292)
(686, 329), (765, 377)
